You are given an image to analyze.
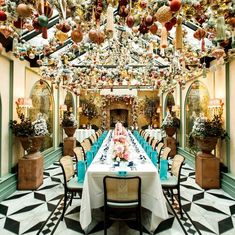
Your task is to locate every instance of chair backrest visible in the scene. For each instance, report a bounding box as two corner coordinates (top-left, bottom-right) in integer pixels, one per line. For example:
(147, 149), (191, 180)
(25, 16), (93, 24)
(148, 136), (154, 145)
(171, 154), (185, 181)
(162, 147), (171, 160)
(151, 138), (158, 149)
(103, 176), (141, 204)
(60, 156), (75, 184)
(89, 135), (96, 144)
(81, 139), (91, 153)
(143, 132), (149, 140)
(156, 142), (164, 154)
(74, 147), (85, 161)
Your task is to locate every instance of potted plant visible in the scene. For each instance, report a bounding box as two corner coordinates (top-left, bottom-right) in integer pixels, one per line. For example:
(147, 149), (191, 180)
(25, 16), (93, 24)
(62, 111), (77, 137)
(161, 113), (180, 137)
(10, 113), (48, 156)
(189, 115), (227, 154)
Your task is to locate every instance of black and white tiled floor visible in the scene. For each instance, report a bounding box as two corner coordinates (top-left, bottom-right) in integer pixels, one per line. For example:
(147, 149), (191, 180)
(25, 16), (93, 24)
(0, 161), (235, 235)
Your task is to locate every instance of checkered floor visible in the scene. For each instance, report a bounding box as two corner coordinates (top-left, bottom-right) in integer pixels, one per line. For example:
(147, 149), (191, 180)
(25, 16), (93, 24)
(0, 161), (235, 235)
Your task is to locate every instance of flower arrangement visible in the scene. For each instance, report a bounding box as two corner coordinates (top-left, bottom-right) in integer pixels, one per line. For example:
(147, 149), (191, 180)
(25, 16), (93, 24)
(61, 111), (77, 127)
(161, 112), (180, 130)
(10, 113), (48, 137)
(189, 115), (226, 139)
(189, 115), (227, 151)
(112, 122), (129, 162)
(112, 143), (129, 162)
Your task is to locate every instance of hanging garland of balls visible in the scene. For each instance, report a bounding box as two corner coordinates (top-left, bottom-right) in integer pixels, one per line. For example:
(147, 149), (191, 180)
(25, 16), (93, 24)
(100, 95), (139, 128)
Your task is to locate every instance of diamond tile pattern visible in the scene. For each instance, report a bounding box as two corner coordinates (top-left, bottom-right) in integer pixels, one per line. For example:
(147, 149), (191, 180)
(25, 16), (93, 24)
(0, 160), (234, 235)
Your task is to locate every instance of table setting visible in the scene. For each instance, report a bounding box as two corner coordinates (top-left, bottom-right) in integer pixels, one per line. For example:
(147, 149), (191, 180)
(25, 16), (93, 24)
(79, 124), (169, 232)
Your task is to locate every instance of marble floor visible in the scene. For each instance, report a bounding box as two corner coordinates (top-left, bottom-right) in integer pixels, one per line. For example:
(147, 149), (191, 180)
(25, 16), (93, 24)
(0, 160), (235, 235)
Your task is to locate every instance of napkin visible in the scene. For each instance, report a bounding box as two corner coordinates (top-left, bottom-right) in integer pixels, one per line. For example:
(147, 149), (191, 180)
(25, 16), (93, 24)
(77, 161), (86, 183)
(86, 151), (93, 167)
(160, 159), (168, 180)
(151, 151), (158, 166)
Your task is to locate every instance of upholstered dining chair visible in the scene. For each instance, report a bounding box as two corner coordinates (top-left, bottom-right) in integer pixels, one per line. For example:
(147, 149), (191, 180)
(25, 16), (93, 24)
(148, 136), (154, 145)
(156, 142), (164, 165)
(161, 154), (185, 217)
(73, 147), (85, 162)
(103, 176), (142, 235)
(81, 139), (91, 153)
(151, 138), (158, 150)
(60, 155), (83, 220)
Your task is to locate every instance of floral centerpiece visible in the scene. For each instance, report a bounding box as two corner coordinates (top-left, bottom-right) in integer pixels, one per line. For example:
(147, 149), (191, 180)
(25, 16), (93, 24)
(10, 113), (48, 154)
(62, 111), (77, 127)
(62, 111), (77, 137)
(161, 112), (180, 137)
(112, 122), (129, 162)
(189, 115), (227, 154)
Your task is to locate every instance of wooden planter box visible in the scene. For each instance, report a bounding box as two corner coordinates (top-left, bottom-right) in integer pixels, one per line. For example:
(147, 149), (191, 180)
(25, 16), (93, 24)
(18, 152), (43, 190)
(196, 153), (220, 189)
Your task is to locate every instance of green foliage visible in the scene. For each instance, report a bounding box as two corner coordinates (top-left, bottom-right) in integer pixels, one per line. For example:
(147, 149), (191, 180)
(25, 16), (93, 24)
(10, 114), (34, 137)
(62, 111), (77, 127)
(161, 113), (180, 130)
(189, 115), (227, 149)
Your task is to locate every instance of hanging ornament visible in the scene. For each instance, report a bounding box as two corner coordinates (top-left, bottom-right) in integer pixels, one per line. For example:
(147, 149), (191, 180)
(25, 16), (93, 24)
(175, 17), (183, 50)
(71, 25), (83, 43)
(216, 16), (227, 41)
(170, 0), (181, 12)
(0, 10), (7, 21)
(160, 26), (168, 48)
(154, 6), (172, 24)
(16, 4), (32, 18)
(193, 28), (207, 52)
(126, 15), (135, 28)
(106, 4), (115, 36)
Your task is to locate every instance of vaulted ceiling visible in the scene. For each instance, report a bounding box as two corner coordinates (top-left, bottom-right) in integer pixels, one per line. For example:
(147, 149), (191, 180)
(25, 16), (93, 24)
(0, 0), (234, 93)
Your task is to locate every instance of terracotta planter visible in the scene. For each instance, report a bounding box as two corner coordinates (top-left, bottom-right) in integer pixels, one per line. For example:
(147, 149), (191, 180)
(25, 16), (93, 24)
(164, 127), (177, 137)
(195, 136), (218, 154)
(63, 126), (77, 137)
(19, 136), (44, 154)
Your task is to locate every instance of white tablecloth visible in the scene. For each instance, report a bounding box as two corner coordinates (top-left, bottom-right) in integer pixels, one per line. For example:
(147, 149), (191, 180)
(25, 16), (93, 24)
(75, 129), (95, 143)
(145, 129), (162, 141)
(80, 131), (168, 232)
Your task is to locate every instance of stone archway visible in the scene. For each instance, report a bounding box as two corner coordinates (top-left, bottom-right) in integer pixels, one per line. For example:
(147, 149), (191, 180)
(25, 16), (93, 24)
(105, 102), (132, 129)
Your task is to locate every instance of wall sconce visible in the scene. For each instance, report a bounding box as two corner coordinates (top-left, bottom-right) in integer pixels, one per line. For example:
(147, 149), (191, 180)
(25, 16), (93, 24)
(16, 97), (32, 118)
(208, 98), (223, 117)
(172, 105), (180, 117)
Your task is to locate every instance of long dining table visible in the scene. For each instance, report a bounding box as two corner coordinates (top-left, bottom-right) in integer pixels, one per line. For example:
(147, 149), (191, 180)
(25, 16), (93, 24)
(79, 130), (169, 232)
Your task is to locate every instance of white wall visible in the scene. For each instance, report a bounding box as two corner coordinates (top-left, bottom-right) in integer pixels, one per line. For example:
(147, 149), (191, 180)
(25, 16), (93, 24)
(0, 55), (11, 176)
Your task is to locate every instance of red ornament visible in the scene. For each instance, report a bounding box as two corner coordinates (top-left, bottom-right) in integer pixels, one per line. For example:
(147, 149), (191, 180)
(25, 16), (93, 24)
(0, 10), (7, 21)
(145, 15), (153, 26)
(149, 23), (158, 34)
(165, 21), (173, 31)
(126, 15), (135, 28)
(170, 0), (181, 12)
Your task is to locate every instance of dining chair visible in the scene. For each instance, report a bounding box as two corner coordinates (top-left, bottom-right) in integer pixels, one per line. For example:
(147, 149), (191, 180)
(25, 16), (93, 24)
(156, 142), (164, 165)
(73, 147), (85, 162)
(103, 176), (142, 235)
(161, 154), (185, 217)
(148, 136), (154, 145)
(81, 139), (92, 153)
(151, 138), (158, 149)
(59, 155), (83, 220)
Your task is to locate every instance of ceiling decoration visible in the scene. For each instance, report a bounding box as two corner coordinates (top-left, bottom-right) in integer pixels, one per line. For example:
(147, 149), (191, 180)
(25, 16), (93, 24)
(0, 0), (235, 94)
